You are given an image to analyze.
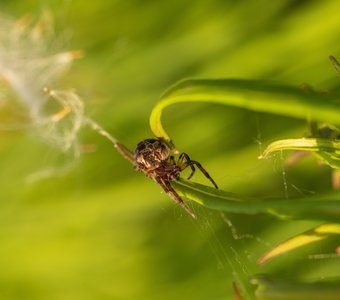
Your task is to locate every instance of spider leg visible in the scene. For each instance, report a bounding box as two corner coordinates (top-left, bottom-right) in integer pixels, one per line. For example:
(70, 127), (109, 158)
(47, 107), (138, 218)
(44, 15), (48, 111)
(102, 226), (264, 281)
(155, 177), (196, 219)
(178, 153), (196, 180)
(182, 159), (218, 189)
(169, 155), (176, 165)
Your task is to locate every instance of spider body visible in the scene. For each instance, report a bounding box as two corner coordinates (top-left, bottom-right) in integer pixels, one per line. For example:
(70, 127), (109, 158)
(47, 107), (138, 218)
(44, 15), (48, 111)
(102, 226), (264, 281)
(134, 138), (218, 219)
(134, 139), (171, 172)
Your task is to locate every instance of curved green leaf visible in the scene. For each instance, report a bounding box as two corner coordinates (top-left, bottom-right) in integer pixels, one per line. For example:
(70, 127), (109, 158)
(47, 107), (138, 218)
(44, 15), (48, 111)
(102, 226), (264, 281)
(150, 79), (340, 146)
(261, 138), (340, 156)
(173, 179), (340, 222)
(260, 138), (340, 169)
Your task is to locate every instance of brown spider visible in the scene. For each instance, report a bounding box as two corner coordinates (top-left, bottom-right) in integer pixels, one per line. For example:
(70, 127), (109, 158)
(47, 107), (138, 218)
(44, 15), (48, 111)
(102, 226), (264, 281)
(133, 138), (218, 219)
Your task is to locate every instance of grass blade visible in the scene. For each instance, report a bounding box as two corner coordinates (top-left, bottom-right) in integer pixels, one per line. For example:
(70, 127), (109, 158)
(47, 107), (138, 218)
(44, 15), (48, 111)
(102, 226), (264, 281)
(260, 138), (340, 169)
(257, 223), (340, 265)
(261, 138), (340, 156)
(173, 179), (340, 222)
(150, 79), (340, 145)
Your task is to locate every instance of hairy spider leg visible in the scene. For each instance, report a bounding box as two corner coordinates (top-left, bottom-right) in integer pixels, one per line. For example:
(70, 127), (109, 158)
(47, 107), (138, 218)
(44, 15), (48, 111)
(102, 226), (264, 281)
(177, 153), (196, 180)
(155, 177), (196, 219)
(181, 159), (218, 189)
(169, 155), (176, 165)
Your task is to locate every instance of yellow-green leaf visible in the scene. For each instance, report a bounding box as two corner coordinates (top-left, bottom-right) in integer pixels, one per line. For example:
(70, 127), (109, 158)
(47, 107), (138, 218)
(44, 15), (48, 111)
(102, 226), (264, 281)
(150, 79), (340, 146)
(257, 223), (340, 265)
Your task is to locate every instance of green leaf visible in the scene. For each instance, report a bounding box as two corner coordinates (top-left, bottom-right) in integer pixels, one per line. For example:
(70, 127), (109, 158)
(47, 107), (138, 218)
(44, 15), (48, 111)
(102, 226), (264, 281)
(257, 223), (340, 265)
(260, 138), (340, 169)
(261, 138), (340, 156)
(150, 79), (340, 146)
(173, 179), (340, 222)
(251, 275), (340, 300)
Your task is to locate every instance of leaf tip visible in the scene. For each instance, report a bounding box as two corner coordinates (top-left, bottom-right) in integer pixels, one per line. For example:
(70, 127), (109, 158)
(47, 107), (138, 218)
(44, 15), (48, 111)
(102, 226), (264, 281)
(257, 255), (269, 266)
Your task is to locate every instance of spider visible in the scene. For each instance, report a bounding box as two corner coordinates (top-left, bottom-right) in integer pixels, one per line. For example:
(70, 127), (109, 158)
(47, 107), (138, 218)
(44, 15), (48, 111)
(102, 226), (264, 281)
(133, 138), (218, 219)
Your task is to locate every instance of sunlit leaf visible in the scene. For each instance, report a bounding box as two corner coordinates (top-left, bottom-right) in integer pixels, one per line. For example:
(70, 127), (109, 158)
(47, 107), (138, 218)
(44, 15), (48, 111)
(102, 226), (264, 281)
(260, 138), (340, 169)
(150, 79), (340, 146)
(260, 138), (340, 156)
(257, 223), (340, 265)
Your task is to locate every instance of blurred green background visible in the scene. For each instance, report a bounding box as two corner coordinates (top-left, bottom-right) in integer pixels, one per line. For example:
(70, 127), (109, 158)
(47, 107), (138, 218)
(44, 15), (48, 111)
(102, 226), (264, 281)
(0, 0), (340, 299)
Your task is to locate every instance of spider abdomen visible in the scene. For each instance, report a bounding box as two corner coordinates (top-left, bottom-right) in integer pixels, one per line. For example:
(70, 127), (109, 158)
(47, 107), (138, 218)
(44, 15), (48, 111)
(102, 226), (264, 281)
(134, 138), (170, 171)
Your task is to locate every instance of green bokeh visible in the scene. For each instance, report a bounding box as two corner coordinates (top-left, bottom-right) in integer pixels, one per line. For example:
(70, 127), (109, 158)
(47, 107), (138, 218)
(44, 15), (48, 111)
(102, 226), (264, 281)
(0, 1), (340, 299)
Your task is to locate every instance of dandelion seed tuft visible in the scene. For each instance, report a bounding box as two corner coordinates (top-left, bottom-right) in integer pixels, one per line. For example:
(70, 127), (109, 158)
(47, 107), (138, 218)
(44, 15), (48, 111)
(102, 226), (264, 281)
(0, 12), (123, 179)
(0, 13), (86, 153)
